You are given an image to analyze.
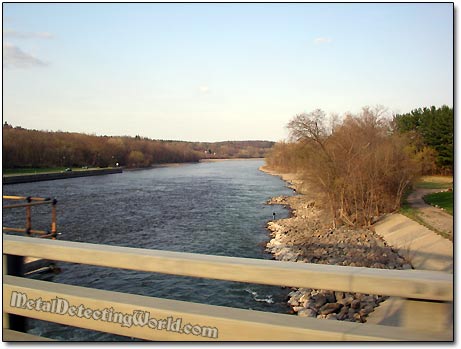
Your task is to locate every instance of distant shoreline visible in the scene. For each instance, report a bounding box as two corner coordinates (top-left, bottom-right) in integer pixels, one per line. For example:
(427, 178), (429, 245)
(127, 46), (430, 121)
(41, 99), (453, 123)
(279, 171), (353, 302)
(3, 158), (267, 184)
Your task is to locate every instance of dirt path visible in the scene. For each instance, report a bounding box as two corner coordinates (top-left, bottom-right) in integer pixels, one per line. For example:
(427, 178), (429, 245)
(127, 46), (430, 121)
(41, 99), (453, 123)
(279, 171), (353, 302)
(407, 188), (453, 238)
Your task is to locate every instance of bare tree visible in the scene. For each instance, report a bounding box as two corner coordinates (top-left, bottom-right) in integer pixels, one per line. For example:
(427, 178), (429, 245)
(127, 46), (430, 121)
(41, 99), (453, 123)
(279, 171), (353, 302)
(268, 107), (419, 228)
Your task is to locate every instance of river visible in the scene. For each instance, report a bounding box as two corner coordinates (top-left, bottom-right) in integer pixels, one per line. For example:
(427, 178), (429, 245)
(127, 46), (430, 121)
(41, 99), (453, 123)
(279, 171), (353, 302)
(3, 159), (293, 340)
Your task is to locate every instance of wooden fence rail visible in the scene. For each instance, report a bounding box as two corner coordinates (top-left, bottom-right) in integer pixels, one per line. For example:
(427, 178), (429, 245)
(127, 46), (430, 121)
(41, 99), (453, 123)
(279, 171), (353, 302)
(2, 196), (58, 239)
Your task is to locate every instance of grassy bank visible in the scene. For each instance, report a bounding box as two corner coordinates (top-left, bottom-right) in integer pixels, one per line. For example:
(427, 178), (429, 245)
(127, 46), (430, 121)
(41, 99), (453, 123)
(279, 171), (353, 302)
(399, 176), (453, 240)
(3, 167), (107, 176)
(415, 182), (452, 189)
(424, 191), (453, 215)
(3, 167), (123, 185)
(399, 188), (422, 224)
(3, 167), (67, 175)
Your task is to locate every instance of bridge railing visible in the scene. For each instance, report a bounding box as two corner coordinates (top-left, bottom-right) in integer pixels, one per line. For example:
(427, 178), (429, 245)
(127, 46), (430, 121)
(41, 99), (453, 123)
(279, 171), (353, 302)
(2, 235), (453, 341)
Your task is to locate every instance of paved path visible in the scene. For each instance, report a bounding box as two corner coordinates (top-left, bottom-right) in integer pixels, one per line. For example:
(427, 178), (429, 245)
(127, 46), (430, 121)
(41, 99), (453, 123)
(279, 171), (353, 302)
(367, 213), (453, 329)
(372, 213), (453, 273)
(407, 188), (453, 237)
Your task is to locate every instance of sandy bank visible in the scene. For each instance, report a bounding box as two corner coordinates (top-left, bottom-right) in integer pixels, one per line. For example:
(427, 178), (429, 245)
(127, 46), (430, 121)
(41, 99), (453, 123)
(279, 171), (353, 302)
(260, 165), (411, 323)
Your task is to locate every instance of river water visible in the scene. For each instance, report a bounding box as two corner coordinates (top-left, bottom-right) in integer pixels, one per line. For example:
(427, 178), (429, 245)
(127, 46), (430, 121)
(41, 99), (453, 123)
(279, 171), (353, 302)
(3, 159), (294, 340)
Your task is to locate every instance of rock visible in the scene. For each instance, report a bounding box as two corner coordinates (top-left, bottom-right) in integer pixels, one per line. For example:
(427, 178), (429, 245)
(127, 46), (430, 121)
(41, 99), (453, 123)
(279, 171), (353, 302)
(351, 299), (361, 309)
(353, 313), (364, 322)
(334, 291), (344, 301)
(299, 294), (309, 304)
(313, 294), (327, 308)
(362, 295), (376, 304)
(325, 292), (336, 303)
(339, 296), (355, 306)
(281, 253), (296, 261)
(343, 295), (355, 305)
(348, 308), (356, 319)
(298, 308), (317, 317)
(337, 306), (349, 320)
(266, 190), (411, 323)
(319, 303), (342, 315)
(376, 296), (387, 304)
(292, 306), (304, 312)
(326, 313), (337, 320)
(362, 304), (375, 315)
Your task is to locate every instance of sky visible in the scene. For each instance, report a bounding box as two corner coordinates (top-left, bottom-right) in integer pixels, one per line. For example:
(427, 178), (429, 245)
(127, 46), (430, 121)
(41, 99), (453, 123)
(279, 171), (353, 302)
(2, 3), (454, 142)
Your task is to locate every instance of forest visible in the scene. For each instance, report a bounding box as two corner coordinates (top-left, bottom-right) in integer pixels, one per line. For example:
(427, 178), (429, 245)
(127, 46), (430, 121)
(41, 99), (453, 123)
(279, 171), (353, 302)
(393, 105), (453, 174)
(2, 124), (274, 169)
(265, 105), (453, 228)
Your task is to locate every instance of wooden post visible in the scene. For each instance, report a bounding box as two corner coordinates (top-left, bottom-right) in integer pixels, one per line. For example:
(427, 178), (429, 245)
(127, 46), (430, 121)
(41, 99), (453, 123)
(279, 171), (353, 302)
(4, 254), (26, 332)
(25, 206), (31, 235)
(3, 255), (9, 330)
(51, 199), (57, 239)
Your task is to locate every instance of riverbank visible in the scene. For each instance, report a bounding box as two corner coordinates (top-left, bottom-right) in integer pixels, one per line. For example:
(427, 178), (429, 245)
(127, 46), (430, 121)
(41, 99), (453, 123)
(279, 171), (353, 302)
(260, 165), (411, 322)
(2, 168), (122, 185)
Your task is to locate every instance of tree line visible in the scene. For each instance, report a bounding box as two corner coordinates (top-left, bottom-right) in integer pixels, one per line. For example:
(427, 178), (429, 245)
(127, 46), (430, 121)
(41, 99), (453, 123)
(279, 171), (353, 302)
(393, 105), (453, 174)
(266, 105), (453, 228)
(3, 124), (274, 169)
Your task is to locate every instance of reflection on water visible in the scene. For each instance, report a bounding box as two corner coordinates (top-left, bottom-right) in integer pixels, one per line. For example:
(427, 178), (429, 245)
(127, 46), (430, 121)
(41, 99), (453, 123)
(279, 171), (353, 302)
(3, 159), (293, 340)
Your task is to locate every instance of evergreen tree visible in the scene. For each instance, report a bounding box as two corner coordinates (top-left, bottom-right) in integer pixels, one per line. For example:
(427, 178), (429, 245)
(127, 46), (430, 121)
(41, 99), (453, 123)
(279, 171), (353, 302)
(393, 105), (453, 173)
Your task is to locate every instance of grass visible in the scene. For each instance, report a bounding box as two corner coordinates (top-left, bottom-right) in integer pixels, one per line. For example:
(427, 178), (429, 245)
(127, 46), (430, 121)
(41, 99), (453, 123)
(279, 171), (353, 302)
(399, 184), (452, 241)
(415, 181), (453, 189)
(414, 175), (453, 190)
(399, 188), (421, 222)
(3, 167), (104, 176)
(3, 167), (67, 175)
(423, 191), (453, 215)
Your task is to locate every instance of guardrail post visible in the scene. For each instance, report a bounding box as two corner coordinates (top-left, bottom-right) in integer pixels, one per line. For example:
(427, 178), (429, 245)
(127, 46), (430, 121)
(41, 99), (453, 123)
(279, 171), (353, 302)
(402, 298), (453, 333)
(3, 254), (26, 332)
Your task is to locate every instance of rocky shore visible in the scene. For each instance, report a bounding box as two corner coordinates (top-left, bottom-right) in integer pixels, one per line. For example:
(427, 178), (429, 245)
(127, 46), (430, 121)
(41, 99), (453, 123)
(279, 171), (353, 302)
(261, 166), (411, 323)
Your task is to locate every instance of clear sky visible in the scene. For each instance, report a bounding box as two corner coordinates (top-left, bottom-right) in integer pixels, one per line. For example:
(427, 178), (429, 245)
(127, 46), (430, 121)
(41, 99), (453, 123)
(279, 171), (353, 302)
(3, 3), (454, 142)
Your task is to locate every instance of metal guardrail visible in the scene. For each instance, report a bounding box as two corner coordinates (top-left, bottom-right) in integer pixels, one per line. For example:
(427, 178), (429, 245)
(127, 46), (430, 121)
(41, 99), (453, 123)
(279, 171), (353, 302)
(2, 235), (453, 341)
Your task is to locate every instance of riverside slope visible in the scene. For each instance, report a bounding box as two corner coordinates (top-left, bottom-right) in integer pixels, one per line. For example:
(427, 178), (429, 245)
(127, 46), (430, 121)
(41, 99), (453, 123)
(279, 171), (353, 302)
(260, 166), (411, 323)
